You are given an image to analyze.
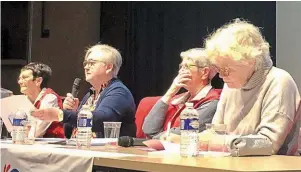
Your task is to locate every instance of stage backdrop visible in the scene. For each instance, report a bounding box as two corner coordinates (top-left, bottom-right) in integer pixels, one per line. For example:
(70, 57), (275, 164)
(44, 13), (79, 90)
(99, 2), (276, 104)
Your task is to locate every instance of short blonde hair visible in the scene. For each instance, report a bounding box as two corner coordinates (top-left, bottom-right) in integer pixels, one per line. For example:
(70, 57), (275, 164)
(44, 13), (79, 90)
(85, 44), (122, 77)
(180, 48), (216, 80)
(205, 18), (270, 70)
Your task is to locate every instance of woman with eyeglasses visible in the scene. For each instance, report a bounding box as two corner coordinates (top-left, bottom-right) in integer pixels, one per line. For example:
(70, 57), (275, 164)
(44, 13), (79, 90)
(31, 44), (136, 138)
(142, 48), (221, 139)
(18, 62), (64, 138)
(205, 19), (301, 156)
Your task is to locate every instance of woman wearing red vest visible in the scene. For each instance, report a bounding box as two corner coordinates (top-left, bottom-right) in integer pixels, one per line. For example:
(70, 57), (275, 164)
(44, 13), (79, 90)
(142, 48), (221, 139)
(18, 62), (64, 138)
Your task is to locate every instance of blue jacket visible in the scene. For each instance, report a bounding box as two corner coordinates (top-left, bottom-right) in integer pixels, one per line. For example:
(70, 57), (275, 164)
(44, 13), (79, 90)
(63, 78), (136, 137)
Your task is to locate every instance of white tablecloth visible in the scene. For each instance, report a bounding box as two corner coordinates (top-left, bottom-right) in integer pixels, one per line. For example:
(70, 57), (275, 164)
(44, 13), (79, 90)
(0, 141), (137, 172)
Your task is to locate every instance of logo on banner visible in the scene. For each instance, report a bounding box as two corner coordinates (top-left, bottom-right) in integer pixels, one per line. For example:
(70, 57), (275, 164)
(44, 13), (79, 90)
(3, 164), (19, 172)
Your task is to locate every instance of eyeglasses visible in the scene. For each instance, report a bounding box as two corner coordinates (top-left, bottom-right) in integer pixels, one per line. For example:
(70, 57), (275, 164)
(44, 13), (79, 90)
(212, 65), (230, 76)
(179, 63), (199, 70)
(17, 75), (34, 83)
(83, 60), (106, 68)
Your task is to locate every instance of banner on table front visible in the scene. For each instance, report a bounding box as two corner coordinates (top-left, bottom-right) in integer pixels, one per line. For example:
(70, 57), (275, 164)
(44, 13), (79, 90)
(1, 146), (93, 172)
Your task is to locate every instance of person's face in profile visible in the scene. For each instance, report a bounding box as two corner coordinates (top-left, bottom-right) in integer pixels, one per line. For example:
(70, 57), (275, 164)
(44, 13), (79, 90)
(83, 51), (109, 84)
(213, 56), (255, 88)
(18, 70), (42, 95)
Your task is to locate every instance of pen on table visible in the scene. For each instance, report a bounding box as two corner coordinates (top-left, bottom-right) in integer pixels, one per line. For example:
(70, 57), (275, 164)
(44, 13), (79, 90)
(166, 122), (171, 139)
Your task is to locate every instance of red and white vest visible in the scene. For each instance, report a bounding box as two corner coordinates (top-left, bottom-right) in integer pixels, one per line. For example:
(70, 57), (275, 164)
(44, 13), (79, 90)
(34, 88), (65, 138)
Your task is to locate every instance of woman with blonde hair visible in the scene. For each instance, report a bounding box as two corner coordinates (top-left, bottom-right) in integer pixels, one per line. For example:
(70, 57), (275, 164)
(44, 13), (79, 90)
(204, 19), (300, 155)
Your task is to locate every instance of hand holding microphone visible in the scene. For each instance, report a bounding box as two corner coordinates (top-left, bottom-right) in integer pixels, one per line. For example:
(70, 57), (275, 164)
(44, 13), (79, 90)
(63, 93), (79, 111)
(63, 78), (81, 111)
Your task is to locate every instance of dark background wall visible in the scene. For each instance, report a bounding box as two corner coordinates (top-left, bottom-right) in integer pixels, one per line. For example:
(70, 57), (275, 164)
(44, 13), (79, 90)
(100, 1), (276, 104)
(1, 1), (276, 105)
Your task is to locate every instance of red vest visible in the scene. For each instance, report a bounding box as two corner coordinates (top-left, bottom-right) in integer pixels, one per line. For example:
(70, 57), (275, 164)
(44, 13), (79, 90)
(135, 88), (222, 138)
(162, 88), (222, 131)
(34, 88), (65, 138)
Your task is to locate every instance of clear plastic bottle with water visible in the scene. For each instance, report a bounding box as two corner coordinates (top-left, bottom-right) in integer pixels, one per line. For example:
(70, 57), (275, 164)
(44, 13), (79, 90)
(11, 109), (28, 144)
(76, 105), (93, 148)
(180, 102), (200, 157)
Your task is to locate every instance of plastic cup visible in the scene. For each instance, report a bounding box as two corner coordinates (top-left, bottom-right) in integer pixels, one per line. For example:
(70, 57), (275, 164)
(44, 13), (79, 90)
(23, 120), (36, 145)
(103, 122), (121, 147)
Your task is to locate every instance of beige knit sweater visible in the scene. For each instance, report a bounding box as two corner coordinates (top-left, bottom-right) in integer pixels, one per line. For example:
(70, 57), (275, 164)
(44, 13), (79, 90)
(213, 58), (301, 155)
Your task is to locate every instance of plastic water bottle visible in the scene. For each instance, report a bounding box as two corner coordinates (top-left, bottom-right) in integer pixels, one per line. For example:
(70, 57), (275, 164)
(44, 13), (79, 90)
(180, 102), (200, 157)
(76, 105), (93, 148)
(12, 109), (28, 144)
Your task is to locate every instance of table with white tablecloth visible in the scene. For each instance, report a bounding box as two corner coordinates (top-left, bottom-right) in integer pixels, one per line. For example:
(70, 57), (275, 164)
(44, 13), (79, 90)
(1, 140), (301, 172)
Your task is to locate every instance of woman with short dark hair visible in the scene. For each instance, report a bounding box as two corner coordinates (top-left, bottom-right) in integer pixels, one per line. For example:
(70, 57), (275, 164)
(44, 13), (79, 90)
(18, 62), (64, 138)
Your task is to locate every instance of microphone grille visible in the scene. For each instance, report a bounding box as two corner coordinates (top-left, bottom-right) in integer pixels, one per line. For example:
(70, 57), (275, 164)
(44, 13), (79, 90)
(73, 78), (82, 87)
(118, 136), (134, 147)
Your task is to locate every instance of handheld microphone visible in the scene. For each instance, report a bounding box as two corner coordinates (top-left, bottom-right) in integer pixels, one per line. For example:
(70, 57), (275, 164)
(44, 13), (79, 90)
(64, 78), (82, 139)
(118, 136), (148, 147)
(71, 78), (82, 98)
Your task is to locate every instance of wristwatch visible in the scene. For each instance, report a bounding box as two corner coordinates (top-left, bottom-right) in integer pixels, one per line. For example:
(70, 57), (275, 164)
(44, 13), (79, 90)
(57, 109), (64, 122)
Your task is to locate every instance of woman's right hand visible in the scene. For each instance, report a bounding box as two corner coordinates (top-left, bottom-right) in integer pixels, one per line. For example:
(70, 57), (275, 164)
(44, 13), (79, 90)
(161, 70), (191, 103)
(63, 93), (79, 111)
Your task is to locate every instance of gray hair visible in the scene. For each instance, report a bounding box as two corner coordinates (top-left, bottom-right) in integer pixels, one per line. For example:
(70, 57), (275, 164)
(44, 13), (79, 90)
(85, 44), (122, 77)
(180, 48), (216, 81)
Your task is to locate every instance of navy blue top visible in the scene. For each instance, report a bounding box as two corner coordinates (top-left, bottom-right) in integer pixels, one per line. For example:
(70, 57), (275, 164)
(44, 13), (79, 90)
(63, 78), (136, 137)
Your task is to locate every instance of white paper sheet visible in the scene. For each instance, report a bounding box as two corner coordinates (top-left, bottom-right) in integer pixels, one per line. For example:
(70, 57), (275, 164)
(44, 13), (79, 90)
(0, 95), (36, 132)
(33, 138), (112, 146)
(67, 138), (114, 146)
(161, 141), (180, 153)
(159, 141), (231, 157)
